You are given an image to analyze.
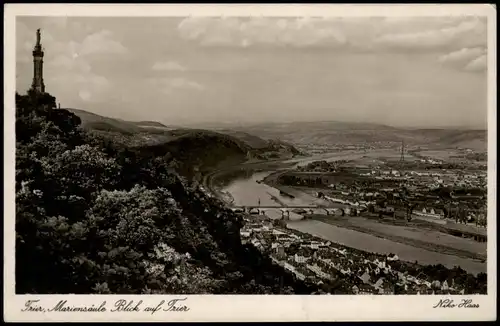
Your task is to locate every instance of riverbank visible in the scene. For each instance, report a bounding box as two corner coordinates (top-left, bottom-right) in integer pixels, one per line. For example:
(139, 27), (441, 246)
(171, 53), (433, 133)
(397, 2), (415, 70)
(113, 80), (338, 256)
(263, 173), (487, 263)
(207, 151), (487, 276)
(311, 215), (486, 261)
(287, 220), (486, 275)
(202, 157), (300, 204)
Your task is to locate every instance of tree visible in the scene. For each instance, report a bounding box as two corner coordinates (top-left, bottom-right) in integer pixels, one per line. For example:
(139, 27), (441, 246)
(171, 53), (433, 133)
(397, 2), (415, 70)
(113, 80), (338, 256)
(14, 90), (325, 295)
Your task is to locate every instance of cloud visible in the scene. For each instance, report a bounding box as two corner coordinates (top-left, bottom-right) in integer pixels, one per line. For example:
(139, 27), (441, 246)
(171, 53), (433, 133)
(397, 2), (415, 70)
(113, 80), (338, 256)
(151, 77), (205, 94)
(151, 60), (186, 71)
(48, 55), (111, 103)
(177, 16), (487, 53)
(78, 90), (92, 101)
(439, 47), (486, 64)
(177, 17), (347, 48)
(78, 29), (128, 56)
(166, 77), (204, 91)
(464, 54), (487, 72)
(438, 47), (487, 73)
(373, 17), (487, 51)
(176, 16), (489, 74)
(42, 30), (120, 102)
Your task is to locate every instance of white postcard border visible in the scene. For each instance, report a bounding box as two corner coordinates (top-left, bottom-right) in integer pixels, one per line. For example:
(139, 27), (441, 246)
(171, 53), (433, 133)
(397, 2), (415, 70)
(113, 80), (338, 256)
(3, 4), (497, 322)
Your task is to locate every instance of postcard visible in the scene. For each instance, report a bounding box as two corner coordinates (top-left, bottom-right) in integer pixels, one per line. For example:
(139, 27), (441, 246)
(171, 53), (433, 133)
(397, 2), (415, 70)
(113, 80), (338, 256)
(3, 3), (497, 322)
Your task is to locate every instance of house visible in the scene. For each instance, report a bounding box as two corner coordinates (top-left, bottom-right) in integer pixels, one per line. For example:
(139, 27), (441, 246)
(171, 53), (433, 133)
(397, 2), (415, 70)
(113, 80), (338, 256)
(358, 284), (377, 295)
(240, 231), (252, 238)
(294, 271), (306, 281)
(276, 246), (285, 258)
(441, 280), (449, 291)
(431, 280), (442, 290)
(373, 277), (385, 289)
(434, 209), (445, 218)
(359, 272), (372, 285)
(294, 254), (309, 264)
(382, 282), (395, 295)
(406, 288), (419, 295)
(387, 253), (399, 261)
(417, 284), (428, 293)
(249, 208), (260, 215)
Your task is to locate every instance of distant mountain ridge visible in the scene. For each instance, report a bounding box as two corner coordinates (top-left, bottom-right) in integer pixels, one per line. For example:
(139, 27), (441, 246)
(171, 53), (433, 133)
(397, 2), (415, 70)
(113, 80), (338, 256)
(220, 121), (487, 152)
(192, 120), (397, 131)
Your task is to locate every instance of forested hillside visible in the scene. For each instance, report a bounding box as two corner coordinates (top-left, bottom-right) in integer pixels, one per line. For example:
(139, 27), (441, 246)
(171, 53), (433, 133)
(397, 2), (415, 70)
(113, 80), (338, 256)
(15, 90), (324, 294)
(66, 108), (304, 174)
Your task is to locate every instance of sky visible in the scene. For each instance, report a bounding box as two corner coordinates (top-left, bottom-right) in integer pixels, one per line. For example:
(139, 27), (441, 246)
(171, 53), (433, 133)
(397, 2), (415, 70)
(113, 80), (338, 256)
(16, 16), (488, 128)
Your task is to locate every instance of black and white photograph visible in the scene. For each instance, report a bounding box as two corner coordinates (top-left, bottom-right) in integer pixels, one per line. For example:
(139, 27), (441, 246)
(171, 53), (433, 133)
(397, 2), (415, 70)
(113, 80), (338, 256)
(4, 3), (497, 322)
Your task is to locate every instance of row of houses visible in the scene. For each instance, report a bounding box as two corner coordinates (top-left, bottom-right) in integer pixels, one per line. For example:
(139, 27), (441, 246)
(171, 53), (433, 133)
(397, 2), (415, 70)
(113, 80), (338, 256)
(241, 215), (473, 295)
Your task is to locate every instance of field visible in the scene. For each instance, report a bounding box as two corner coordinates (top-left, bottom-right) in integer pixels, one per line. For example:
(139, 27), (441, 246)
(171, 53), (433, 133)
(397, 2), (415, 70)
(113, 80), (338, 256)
(418, 149), (466, 161)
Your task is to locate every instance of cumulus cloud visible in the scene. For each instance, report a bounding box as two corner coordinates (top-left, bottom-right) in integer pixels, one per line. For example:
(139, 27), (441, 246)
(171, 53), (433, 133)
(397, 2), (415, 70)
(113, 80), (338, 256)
(166, 77), (204, 91)
(176, 16), (488, 74)
(78, 30), (128, 56)
(150, 77), (205, 94)
(464, 54), (487, 72)
(177, 17), (347, 48)
(177, 16), (487, 54)
(78, 90), (92, 101)
(44, 30), (123, 101)
(48, 54), (111, 103)
(438, 47), (487, 72)
(439, 47), (486, 64)
(373, 18), (487, 51)
(151, 60), (186, 71)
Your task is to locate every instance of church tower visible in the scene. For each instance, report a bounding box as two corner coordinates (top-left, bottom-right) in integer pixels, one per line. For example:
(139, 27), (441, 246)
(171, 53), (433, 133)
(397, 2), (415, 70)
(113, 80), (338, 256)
(31, 28), (45, 93)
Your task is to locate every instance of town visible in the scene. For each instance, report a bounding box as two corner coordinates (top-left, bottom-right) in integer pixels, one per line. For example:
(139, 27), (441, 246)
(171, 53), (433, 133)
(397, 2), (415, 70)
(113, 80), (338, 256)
(239, 213), (486, 295)
(210, 142), (489, 295)
(275, 147), (487, 230)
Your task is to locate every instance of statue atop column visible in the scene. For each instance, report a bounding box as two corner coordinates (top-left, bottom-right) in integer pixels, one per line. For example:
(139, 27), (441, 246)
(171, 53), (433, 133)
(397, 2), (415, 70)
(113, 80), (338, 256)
(32, 28), (45, 93)
(36, 28), (41, 46)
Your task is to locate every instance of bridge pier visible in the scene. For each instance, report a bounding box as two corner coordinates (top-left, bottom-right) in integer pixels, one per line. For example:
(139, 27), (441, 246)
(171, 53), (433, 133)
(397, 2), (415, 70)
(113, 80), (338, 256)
(280, 209), (290, 221)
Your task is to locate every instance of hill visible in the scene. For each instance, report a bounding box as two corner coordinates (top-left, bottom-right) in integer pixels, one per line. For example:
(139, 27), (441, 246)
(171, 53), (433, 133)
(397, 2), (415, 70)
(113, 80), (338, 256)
(66, 108), (145, 135)
(66, 109), (303, 177)
(135, 130), (252, 178)
(134, 120), (169, 128)
(15, 90), (324, 295)
(213, 129), (270, 149)
(225, 121), (486, 152)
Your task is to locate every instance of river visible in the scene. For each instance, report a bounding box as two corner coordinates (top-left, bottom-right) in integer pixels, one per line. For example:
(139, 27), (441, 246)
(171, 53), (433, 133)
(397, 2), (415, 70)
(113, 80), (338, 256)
(220, 152), (486, 274)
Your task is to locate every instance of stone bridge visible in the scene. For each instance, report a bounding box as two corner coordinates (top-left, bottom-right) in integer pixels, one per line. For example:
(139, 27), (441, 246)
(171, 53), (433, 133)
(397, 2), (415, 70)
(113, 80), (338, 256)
(231, 205), (328, 220)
